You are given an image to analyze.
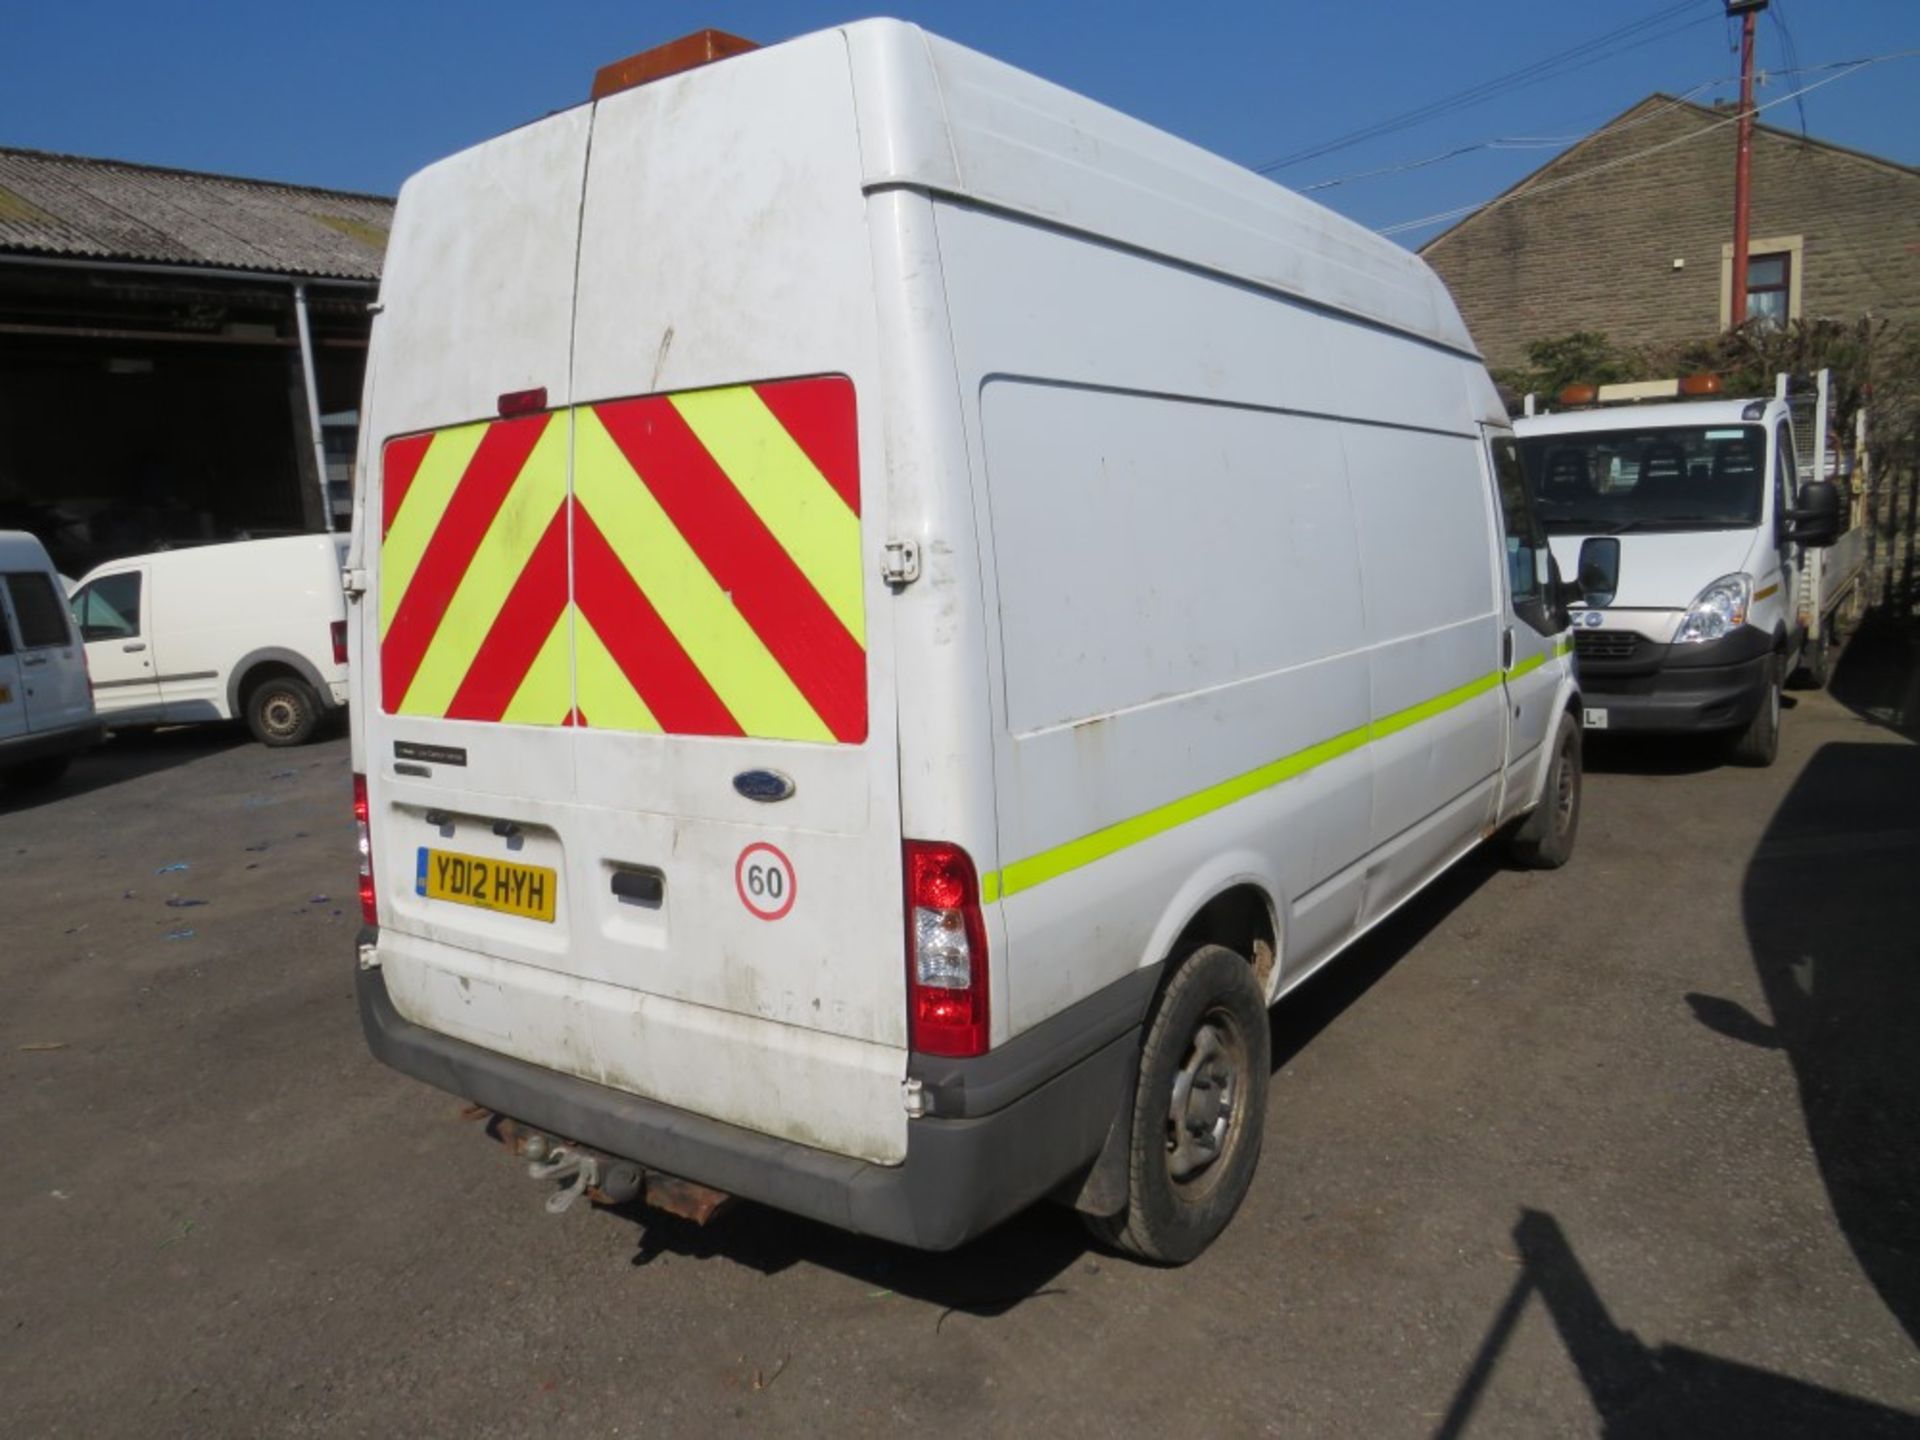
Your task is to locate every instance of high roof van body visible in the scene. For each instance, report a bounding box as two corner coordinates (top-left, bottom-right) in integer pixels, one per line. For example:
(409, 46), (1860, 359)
(349, 21), (1581, 1258)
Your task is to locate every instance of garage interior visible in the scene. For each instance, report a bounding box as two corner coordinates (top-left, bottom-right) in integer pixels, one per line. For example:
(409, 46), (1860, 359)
(0, 147), (389, 577)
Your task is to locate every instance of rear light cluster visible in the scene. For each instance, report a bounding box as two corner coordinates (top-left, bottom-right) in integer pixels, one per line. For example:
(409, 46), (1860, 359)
(905, 840), (989, 1058)
(353, 773), (377, 926)
(330, 620), (349, 666)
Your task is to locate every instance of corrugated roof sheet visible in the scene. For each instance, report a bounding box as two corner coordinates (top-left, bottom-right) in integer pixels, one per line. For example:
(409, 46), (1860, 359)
(0, 147), (392, 280)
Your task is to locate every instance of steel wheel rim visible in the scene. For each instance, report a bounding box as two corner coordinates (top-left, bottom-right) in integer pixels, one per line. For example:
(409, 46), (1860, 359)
(262, 694), (301, 738)
(1554, 735), (1577, 833)
(1166, 1004), (1249, 1194)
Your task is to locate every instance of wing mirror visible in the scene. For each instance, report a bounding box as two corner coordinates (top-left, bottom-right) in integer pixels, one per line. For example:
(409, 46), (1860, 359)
(1563, 536), (1619, 610)
(1784, 480), (1842, 548)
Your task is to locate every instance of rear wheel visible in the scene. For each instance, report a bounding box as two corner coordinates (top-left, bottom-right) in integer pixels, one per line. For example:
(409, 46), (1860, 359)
(2, 755), (71, 790)
(1505, 712), (1581, 870)
(1082, 944), (1269, 1265)
(1729, 657), (1782, 768)
(245, 673), (321, 747)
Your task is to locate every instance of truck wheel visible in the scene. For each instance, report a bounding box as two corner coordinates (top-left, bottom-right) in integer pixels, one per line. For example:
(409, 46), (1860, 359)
(246, 674), (320, 747)
(1082, 945), (1269, 1264)
(1505, 711), (1581, 870)
(1729, 658), (1782, 768)
(2, 756), (71, 791)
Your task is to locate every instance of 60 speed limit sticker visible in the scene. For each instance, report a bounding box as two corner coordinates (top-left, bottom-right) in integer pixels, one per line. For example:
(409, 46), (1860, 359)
(735, 842), (797, 921)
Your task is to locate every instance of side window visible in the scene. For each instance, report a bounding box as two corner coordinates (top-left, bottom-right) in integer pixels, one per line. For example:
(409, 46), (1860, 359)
(2, 571), (74, 649)
(1488, 435), (1555, 633)
(0, 593), (14, 657)
(74, 572), (142, 642)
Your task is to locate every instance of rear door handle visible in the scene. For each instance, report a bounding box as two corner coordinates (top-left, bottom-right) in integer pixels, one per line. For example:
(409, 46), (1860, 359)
(123, 641), (147, 653)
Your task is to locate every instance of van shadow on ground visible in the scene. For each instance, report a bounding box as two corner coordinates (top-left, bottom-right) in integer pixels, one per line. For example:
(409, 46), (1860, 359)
(0, 724), (249, 816)
(591, 831), (1506, 1314)
(1686, 730), (1920, 1349)
(1433, 1208), (1920, 1439)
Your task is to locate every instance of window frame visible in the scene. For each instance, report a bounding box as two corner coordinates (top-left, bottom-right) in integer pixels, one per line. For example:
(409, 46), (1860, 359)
(1719, 234), (1804, 328)
(1488, 432), (1559, 637)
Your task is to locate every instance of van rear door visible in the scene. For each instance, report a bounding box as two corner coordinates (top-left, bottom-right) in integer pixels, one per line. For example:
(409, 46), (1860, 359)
(2, 568), (90, 734)
(361, 34), (908, 1164)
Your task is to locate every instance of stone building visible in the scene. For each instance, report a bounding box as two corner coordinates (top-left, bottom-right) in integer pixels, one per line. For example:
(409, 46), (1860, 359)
(1419, 94), (1920, 372)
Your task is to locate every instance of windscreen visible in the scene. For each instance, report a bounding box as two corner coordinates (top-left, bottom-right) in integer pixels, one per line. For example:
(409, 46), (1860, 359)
(1518, 424), (1765, 534)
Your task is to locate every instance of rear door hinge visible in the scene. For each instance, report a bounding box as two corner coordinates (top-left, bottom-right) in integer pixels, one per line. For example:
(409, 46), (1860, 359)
(880, 539), (921, 589)
(342, 566), (368, 599)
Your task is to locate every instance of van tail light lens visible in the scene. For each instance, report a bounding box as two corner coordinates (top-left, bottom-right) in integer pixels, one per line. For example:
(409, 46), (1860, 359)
(353, 773), (377, 926)
(905, 840), (989, 1057)
(330, 621), (349, 666)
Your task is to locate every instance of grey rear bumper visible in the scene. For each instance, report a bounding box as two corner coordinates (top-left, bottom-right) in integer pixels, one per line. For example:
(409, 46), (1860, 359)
(356, 952), (1149, 1251)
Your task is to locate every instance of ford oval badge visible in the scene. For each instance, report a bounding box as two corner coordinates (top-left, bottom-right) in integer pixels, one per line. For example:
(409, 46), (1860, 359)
(733, 769), (796, 803)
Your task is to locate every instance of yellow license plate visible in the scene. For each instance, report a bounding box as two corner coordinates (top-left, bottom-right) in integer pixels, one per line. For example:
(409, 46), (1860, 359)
(415, 848), (557, 922)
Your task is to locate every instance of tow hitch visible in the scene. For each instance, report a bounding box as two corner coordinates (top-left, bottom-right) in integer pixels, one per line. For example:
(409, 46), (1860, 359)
(485, 1114), (735, 1224)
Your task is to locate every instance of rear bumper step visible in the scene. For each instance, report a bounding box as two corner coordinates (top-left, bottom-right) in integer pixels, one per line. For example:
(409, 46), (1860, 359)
(357, 957), (1141, 1251)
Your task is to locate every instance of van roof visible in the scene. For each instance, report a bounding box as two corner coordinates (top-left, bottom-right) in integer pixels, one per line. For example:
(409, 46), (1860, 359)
(424, 19), (1479, 359)
(1514, 398), (1770, 437)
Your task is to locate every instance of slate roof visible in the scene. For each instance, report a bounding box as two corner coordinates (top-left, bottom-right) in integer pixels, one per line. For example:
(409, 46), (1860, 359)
(0, 146), (391, 280)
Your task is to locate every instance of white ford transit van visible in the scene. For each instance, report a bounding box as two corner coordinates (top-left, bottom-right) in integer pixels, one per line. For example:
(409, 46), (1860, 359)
(1, 530), (101, 788)
(349, 21), (1582, 1260)
(70, 534), (350, 747)
(1514, 380), (1844, 766)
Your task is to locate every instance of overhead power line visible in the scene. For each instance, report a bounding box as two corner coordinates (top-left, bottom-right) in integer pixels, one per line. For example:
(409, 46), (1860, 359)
(1298, 83), (1723, 194)
(1377, 53), (1916, 240)
(1253, 0), (1718, 175)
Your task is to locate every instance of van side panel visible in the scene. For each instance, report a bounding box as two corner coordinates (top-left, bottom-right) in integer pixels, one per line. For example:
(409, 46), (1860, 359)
(932, 199), (1493, 1034)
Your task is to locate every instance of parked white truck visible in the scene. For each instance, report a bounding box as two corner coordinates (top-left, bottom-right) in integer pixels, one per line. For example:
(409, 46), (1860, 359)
(348, 20), (1583, 1260)
(1515, 374), (1847, 765)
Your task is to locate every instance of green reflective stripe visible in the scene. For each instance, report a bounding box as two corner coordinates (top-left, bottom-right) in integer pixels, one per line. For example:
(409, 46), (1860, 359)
(985, 643), (1571, 904)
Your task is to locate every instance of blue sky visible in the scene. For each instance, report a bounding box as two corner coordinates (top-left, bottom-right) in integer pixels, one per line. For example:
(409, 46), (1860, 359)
(3, 1), (1914, 247)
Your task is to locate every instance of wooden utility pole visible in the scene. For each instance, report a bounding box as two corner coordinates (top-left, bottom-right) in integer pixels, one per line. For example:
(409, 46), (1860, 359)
(1726, 0), (1768, 329)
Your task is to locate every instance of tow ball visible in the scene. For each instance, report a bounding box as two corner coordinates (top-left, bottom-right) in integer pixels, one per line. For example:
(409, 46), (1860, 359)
(483, 1113), (733, 1225)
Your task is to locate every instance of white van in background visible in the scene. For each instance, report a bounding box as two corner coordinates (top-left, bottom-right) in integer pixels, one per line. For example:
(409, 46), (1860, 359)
(1, 531), (100, 788)
(349, 21), (1582, 1261)
(70, 534), (350, 747)
(1514, 378), (1843, 766)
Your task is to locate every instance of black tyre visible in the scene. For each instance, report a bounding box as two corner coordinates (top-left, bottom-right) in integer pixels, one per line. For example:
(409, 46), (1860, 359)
(1505, 711), (1582, 870)
(1798, 627), (1832, 692)
(2, 755), (71, 791)
(1729, 656), (1782, 768)
(1082, 944), (1270, 1265)
(246, 674), (321, 747)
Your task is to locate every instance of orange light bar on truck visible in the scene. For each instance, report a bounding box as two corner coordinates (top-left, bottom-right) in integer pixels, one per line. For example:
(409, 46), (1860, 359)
(1678, 373), (1724, 397)
(1559, 383), (1599, 407)
(591, 29), (759, 100)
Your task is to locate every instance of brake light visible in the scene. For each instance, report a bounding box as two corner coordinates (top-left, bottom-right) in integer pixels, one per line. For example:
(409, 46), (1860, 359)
(497, 386), (547, 418)
(331, 620), (348, 666)
(353, 773), (377, 926)
(905, 840), (990, 1057)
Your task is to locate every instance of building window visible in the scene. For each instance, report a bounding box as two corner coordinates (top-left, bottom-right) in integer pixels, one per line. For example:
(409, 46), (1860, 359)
(1719, 234), (1804, 329)
(1745, 251), (1791, 327)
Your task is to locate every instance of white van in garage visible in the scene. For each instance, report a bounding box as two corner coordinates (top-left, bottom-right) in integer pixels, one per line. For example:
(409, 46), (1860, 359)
(1, 531), (101, 788)
(70, 534), (349, 747)
(349, 21), (1582, 1261)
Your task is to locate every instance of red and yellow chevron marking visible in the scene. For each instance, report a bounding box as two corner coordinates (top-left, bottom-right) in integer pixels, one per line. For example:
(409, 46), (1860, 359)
(378, 375), (864, 743)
